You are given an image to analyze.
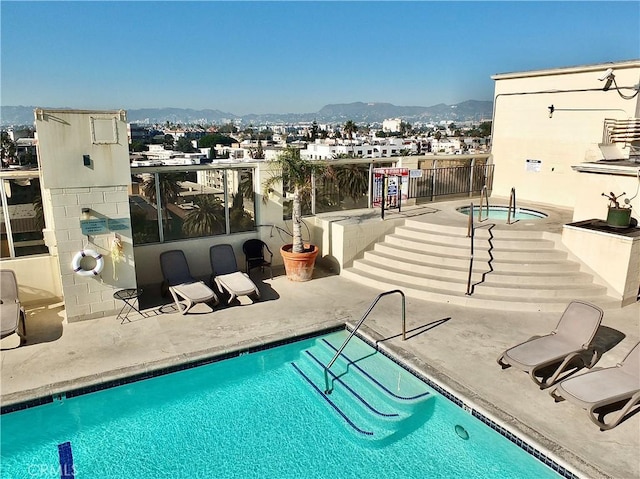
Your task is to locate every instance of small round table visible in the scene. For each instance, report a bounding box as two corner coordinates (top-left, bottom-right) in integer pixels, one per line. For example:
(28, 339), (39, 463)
(113, 288), (143, 323)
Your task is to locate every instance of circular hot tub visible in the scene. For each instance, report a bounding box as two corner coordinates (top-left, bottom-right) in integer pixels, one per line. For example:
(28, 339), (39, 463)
(457, 205), (548, 221)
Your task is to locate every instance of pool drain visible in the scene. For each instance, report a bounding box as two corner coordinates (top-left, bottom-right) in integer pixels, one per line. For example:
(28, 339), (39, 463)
(455, 424), (469, 440)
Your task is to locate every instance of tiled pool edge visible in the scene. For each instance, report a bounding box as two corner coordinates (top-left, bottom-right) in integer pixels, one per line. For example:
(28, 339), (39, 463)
(1, 321), (345, 414)
(350, 323), (605, 479)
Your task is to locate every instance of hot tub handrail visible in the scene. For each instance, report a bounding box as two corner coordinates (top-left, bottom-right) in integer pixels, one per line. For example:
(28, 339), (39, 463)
(507, 188), (516, 224)
(478, 185), (489, 222)
(323, 289), (406, 395)
(466, 202), (475, 295)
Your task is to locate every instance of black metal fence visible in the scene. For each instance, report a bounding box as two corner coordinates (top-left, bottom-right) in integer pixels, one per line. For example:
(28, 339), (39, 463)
(408, 164), (494, 201)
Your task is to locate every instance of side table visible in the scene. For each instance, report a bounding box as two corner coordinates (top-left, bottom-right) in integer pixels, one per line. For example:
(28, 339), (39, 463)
(113, 288), (143, 323)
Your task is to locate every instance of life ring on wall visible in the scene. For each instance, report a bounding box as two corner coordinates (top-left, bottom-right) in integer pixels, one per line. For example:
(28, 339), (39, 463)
(71, 249), (104, 276)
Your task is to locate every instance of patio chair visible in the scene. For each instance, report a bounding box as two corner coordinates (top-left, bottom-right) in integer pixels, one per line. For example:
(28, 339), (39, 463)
(496, 300), (603, 389)
(242, 239), (273, 279)
(549, 342), (640, 431)
(210, 244), (260, 304)
(160, 250), (218, 315)
(0, 269), (27, 344)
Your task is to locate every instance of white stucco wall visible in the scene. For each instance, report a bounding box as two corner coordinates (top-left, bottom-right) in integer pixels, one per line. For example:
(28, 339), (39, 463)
(491, 61), (640, 208)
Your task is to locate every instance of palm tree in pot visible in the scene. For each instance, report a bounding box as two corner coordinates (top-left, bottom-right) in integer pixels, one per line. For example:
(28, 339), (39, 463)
(264, 146), (327, 281)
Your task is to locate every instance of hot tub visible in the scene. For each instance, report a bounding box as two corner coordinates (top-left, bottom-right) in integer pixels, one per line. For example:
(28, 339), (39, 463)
(457, 205), (548, 221)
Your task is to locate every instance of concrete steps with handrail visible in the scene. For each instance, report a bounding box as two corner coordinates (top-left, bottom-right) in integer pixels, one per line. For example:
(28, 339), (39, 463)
(341, 218), (619, 312)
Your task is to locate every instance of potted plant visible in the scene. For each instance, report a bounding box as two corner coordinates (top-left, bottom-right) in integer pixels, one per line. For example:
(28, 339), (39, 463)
(264, 147), (325, 281)
(602, 191), (632, 228)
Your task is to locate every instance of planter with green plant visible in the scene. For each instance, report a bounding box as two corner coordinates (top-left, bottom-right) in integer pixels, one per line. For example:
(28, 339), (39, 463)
(602, 191), (632, 228)
(264, 147), (326, 281)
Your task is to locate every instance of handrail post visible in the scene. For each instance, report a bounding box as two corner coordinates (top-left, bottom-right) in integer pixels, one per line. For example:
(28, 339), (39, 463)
(507, 187), (516, 224)
(466, 201), (475, 295)
(324, 289), (406, 394)
(478, 185), (489, 222)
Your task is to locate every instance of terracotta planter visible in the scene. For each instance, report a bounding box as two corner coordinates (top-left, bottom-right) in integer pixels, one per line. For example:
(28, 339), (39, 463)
(606, 207), (632, 228)
(280, 244), (319, 282)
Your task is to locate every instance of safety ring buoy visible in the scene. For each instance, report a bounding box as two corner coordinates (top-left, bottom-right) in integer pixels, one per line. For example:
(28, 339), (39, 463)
(72, 249), (104, 276)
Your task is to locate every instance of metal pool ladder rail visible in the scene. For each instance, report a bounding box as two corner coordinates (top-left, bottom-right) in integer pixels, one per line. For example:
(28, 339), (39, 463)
(324, 289), (406, 395)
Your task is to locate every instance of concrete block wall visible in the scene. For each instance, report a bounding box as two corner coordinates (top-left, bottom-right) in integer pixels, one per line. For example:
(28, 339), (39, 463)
(51, 185), (136, 322)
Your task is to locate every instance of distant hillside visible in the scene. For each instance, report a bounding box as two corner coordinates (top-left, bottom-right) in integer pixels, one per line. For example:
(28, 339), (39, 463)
(1, 100), (492, 127)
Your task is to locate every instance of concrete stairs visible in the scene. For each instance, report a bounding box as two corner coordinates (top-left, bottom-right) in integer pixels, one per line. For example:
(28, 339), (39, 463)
(341, 218), (619, 312)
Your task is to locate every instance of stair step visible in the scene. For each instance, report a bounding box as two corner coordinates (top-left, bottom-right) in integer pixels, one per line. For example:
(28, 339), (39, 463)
(395, 225), (556, 249)
(404, 218), (545, 239)
(362, 251), (592, 284)
(374, 242), (574, 271)
(341, 268), (617, 312)
(352, 259), (607, 298)
(290, 333), (435, 443)
(385, 234), (567, 261)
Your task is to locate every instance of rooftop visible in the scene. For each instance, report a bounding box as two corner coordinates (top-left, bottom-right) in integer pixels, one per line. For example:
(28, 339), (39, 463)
(2, 253), (638, 478)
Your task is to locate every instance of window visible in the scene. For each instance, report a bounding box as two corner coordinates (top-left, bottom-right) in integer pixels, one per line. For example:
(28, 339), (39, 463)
(129, 167), (256, 245)
(1, 175), (47, 258)
(315, 163), (370, 213)
(228, 168), (256, 234)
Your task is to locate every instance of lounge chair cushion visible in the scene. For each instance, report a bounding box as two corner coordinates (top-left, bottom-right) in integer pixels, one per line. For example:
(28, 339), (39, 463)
(216, 272), (258, 297)
(171, 281), (216, 303)
(502, 335), (576, 369)
(556, 367), (639, 410)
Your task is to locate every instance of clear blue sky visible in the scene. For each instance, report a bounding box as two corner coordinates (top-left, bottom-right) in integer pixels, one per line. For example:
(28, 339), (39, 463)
(1, 1), (639, 115)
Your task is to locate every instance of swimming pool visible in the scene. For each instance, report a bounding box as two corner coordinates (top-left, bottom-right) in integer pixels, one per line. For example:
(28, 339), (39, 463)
(457, 205), (548, 221)
(1, 329), (574, 478)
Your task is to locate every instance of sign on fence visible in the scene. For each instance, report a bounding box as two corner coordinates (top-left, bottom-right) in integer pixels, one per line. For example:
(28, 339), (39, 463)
(372, 167), (409, 212)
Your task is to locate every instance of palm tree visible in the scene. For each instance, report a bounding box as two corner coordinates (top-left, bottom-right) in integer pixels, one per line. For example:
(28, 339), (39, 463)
(334, 164), (369, 203)
(229, 193), (255, 233)
(343, 120), (357, 157)
(238, 170), (255, 200)
(142, 173), (182, 206)
(1, 132), (16, 166)
(142, 173), (183, 236)
(182, 194), (226, 237)
(264, 147), (327, 253)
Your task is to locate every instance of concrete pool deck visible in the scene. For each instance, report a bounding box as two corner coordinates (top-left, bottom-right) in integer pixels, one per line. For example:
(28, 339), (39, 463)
(2, 265), (638, 479)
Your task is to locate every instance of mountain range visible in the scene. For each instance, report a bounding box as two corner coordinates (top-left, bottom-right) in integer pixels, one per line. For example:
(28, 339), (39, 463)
(1, 100), (493, 127)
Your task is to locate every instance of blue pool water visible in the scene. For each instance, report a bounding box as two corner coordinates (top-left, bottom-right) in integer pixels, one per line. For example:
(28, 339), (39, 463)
(1, 330), (567, 478)
(458, 205), (548, 221)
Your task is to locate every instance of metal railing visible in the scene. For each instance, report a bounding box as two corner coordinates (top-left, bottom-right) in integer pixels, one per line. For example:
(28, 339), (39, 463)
(408, 163), (494, 201)
(507, 187), (516, 225)
(478, 185), (489, 222)
(466, 202), (475, 295)
(323, 289), (406, 395)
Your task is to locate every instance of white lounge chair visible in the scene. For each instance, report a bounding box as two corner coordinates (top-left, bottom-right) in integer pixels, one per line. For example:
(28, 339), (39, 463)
(160, 250), (218, 314)
(210, 244), (260, 304)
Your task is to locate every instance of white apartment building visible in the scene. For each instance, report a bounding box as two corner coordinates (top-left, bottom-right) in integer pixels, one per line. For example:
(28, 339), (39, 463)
(302, 138), (409, 160)
(431, 137), (462, 154)
(382, 118), (403, 133)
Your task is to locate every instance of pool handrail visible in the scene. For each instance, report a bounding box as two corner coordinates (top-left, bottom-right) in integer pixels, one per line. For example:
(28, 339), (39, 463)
(478, 185), (489, 222)
(507, 187), (516, 225)
(466, 202), (475, 295)
(323, 289), (406, 395)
